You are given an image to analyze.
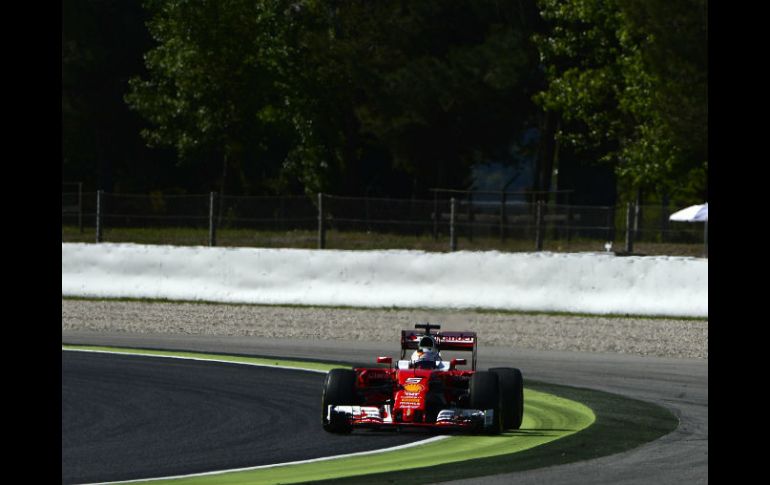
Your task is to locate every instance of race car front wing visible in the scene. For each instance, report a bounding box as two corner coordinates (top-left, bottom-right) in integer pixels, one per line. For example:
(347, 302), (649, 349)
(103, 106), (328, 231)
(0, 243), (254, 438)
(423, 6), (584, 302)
(327, 405), (496, 431)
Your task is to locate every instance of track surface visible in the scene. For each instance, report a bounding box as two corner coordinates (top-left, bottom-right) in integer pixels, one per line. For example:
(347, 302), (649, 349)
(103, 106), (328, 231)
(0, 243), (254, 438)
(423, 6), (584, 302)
(62, 331), (708, 484)
(62, 351), (427, 485)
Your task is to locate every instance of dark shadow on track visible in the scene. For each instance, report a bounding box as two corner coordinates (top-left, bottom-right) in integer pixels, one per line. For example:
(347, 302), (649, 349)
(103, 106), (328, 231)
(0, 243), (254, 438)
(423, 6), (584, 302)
(306, 380), (679, 485)
(62, 344), (678, 485)
(61, 351), (428, 485)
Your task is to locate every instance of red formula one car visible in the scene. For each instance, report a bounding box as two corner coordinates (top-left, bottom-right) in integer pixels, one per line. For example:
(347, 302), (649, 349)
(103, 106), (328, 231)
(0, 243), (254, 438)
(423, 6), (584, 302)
(322, 323), (524, 434)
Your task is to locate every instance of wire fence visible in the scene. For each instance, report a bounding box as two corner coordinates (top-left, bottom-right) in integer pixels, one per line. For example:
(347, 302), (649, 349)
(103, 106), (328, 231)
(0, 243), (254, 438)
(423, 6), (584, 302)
(61, 191), (708, 257)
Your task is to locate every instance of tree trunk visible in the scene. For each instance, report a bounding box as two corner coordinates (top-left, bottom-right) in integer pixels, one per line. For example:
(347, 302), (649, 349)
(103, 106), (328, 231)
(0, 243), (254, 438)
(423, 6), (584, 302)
(218, 150), (228, 226)
(534, 111), (558, 203)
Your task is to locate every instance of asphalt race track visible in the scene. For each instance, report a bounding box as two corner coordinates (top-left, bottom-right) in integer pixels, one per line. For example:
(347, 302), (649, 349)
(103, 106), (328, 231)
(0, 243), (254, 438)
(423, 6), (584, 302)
(62, 351), (428, 485)
(61, 332), (708, 484)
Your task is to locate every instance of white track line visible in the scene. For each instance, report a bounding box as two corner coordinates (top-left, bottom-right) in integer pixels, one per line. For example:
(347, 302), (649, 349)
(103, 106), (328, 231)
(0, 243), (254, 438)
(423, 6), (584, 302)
(62, 347), (330, 373)
(63, 347), (449, 485)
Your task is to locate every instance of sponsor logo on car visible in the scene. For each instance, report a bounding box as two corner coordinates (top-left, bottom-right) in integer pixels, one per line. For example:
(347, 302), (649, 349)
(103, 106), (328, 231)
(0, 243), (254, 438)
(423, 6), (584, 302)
(404, 383), (424, 393)
(399, 402), (421, 409)
(440, 335), (473, 341)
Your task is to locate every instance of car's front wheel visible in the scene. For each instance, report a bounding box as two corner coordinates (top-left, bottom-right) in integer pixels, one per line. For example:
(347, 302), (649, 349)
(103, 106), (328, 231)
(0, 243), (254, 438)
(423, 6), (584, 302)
(321, 368), (357, 433)
(489, 367), (524, 429)
(469, 371), (503, 434)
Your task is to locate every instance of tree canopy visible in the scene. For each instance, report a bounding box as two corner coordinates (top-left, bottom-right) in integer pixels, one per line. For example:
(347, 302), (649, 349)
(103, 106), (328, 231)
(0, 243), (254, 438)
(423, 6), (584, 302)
(124, 0), (546, 197)
(64, 0), (708, 204)
(532, 0), (707, 202)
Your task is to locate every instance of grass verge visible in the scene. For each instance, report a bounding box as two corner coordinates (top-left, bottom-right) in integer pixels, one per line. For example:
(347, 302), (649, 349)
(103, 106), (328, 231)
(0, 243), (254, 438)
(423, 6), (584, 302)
(62, 225), (706, 257)
(310, 380), (678, 484)
(62, 345), (677, 484)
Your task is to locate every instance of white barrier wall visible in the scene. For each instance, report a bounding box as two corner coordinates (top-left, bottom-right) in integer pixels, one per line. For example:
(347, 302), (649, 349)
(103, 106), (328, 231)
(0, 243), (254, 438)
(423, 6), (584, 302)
(61, 243), (708, 317)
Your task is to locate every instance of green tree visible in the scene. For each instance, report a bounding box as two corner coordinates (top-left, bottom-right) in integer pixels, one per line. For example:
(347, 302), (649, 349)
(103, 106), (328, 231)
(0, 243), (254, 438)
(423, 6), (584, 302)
(621, 0), (707, 202)
(125, 0), (297, 195)
(276, 0), (546, 196)
(63, 0), (167, 192)
(533, 0), (707, 203)
(345, 0), (544, 195)
(126, 0), (546, 197)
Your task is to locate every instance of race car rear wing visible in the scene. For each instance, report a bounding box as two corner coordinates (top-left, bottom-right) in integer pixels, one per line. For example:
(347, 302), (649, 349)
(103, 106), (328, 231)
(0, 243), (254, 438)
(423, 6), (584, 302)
(400, 324), (478, 370)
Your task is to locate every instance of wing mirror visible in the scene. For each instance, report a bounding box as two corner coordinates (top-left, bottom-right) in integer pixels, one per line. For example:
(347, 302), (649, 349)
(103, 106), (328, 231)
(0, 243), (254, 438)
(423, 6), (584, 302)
(450, 358), (467, 369)
(377, 356), (392, 368)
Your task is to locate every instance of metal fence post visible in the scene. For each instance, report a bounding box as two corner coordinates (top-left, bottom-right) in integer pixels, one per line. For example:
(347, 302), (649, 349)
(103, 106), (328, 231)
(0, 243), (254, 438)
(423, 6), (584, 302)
(208, 192), (217, 247)
(661, 194), (669, 243)
(634, 201), (642, 242)
(95, 190), (103, 243)
(449, 197), (457, 252)
(467, 193), (474, 242)
(535, 200), (544, 251)
(77, 182), (83, 234)
(499, 191), (507, 242)
(318, 192), (326, 249)
(433, 192), (439, 241)
(624, 202), (635, 253)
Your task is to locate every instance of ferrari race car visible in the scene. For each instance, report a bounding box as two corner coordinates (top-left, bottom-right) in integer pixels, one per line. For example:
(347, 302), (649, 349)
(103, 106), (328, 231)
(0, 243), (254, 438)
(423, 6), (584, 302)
(322, 323), (524, 434)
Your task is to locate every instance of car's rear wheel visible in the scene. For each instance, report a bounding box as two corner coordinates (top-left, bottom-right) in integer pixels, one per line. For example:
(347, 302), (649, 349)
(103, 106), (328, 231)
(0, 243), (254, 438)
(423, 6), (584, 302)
(321, 368), (357, 433)
(469, 371), (503, 434)
(489, 367), (524, 429)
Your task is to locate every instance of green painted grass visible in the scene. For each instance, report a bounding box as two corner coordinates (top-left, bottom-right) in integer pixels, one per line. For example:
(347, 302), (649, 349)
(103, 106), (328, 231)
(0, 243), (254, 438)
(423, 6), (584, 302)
(62, 345), (342, 373)
(61, 225), (706, 257)
(62, 345), (596, 484)
(314, 380), (679, 484)
(151, 388), (593, 485)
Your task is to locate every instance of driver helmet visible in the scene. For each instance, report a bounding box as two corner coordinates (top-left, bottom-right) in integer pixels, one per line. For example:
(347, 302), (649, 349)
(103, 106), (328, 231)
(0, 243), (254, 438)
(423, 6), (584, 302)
(418, 335), (438, 353)
(411, 335), (440, 365)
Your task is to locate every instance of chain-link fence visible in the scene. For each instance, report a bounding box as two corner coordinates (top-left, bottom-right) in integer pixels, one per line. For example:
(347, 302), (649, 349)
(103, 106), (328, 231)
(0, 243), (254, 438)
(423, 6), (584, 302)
(62, 191), (708, 257)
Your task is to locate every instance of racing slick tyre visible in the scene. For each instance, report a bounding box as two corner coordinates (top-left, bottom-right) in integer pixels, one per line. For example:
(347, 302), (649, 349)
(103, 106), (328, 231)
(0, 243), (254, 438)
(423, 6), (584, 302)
(469, 371), (503, 434)
(489, 367), (524, 430)
(322, 368), (357, 434)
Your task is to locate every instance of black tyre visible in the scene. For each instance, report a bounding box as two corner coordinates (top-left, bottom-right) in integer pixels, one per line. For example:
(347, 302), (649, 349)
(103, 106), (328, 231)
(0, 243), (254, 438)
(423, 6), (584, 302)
(321, 368), (357, 433)
(490, 367), (524, 430)
(469, 371), (502, 434)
